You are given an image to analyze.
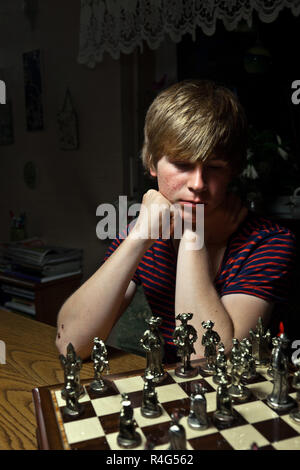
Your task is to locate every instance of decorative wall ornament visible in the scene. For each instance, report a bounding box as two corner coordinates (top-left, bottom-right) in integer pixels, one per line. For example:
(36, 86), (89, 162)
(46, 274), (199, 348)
(57, 88), (79, 150)
(23, 49), (44, 131)
(78, 0), (300, 68)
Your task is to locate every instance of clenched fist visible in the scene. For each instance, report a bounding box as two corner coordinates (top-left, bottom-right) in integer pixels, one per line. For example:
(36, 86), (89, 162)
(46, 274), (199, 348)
(129, 189), (179, 243)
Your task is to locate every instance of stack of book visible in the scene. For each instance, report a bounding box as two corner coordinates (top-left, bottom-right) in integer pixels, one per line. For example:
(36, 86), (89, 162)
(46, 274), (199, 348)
(0, 241), (83, 316)
(1, 242), (83, 282)
(1, 284), (36, 316)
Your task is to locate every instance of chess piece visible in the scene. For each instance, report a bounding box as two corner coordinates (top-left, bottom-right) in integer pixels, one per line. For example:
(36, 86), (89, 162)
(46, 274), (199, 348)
(141, 374), (162, 418)
(144, 436), (156, 450)
(140, 316), (165, 383)
(228, 352), (251, 401)
(60, 343), (84, 400)
(267, 337), (280, 378)
(213, 375), (237, 426)
(240, 338), (257, 381)
(63, 376), (84, 417)
(188, 383), (210, 430)
(173, 313), (198, 378)
(289, 360), (300, 423)
(168, 412), (186, 450)
(267, 333), (296, 411)
(90, 337), (110, 393)
(117, 394), (141, 448)
(201, 320), (220, 374)
(249, 317), (271, 367)
(229, 338), (241, 365)
(213, 342), (229, 384)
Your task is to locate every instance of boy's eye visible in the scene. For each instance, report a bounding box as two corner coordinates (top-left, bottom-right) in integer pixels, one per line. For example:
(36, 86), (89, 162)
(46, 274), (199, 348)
(173, 162), (193, 171)
(205, 161), (228, 170)
(206, 164), (222, 169)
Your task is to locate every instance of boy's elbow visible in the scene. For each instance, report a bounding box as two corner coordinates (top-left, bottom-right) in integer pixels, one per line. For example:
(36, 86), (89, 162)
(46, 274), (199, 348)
(55, 330), (67, 357)
(55, 328), (92, 361)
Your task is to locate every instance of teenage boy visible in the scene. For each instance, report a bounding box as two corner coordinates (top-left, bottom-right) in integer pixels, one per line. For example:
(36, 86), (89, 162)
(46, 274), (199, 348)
(56, 80), (296, 363)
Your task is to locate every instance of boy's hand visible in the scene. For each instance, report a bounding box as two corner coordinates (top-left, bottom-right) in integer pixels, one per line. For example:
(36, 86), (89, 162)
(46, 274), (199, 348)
(129, 189), (175, 243)
(204, 193), (248, 246)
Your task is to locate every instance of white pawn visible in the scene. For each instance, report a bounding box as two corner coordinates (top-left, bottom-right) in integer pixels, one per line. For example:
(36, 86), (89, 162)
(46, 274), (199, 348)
(168, 412), (186, 450)
(188, 383), (209, 430)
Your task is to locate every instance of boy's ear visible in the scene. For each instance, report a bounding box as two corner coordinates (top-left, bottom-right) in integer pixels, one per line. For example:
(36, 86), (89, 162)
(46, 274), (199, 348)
(148, 155), (157, 177)
(149, 165), (157, 178)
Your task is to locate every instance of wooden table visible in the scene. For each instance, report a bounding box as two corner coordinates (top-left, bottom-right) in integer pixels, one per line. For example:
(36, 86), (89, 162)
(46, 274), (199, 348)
(0, 309), (145, 450)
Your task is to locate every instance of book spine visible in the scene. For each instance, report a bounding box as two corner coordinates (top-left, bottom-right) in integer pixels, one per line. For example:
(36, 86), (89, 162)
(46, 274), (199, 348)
(3, 270), (42, 283)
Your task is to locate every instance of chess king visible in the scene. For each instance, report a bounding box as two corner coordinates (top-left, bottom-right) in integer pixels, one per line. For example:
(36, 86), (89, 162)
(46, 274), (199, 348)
(267, 333), (296, 411)
(56, 80), (296, 364)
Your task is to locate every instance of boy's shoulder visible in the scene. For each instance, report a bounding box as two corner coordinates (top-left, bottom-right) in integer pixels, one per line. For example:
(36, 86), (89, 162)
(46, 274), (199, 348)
(237, 211), (296, 239)
(228, 211), (297, 255)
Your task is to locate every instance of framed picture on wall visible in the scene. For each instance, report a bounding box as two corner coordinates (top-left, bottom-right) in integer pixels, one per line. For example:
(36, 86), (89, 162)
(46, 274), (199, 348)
(23, 49), (44, 131)
(57, 88), (79, 150)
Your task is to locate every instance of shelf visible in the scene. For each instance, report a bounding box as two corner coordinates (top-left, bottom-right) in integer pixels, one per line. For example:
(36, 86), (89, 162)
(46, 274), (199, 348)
(0, 273), (82, 326)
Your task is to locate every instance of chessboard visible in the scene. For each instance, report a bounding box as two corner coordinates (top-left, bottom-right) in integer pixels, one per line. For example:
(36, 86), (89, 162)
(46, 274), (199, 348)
(32, 358), (300, 451)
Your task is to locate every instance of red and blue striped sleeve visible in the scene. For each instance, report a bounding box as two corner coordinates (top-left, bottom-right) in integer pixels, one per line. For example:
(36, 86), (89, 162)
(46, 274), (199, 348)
(220, 227), (296, 303)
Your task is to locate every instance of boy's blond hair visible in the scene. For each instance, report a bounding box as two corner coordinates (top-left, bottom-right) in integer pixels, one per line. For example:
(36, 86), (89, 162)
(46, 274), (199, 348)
(141, 80), (248, 175)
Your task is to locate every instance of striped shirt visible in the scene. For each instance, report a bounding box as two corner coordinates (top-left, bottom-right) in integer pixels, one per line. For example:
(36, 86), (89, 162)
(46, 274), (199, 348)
(103, 212), (296, 361)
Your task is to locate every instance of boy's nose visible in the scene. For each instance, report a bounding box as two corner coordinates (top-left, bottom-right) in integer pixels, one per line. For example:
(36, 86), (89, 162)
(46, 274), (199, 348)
(187, 165), (207, 192)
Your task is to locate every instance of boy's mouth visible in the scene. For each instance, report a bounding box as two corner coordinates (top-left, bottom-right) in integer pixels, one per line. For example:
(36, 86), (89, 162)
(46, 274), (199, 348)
(178, 200), (207, 206)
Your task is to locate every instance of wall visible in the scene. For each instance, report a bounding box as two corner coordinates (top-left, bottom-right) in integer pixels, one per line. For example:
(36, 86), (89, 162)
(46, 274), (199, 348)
(0, 0), (124, 280)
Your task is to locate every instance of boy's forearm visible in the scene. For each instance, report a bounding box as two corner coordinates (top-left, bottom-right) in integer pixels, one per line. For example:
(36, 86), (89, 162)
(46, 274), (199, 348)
(175, 233), (234, 356)
(56, 234), (152, 358)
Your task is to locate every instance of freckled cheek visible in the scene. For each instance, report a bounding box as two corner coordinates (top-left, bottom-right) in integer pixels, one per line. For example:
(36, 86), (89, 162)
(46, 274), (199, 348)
(157, 173), (183, 199)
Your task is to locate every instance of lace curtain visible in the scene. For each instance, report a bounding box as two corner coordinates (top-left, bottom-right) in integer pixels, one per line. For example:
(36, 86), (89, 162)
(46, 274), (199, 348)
(78, 0), (300, 68)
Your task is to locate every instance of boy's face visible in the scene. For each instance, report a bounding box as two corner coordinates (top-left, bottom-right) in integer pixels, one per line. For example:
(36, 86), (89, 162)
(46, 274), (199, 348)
(150, 155), (232, 218)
